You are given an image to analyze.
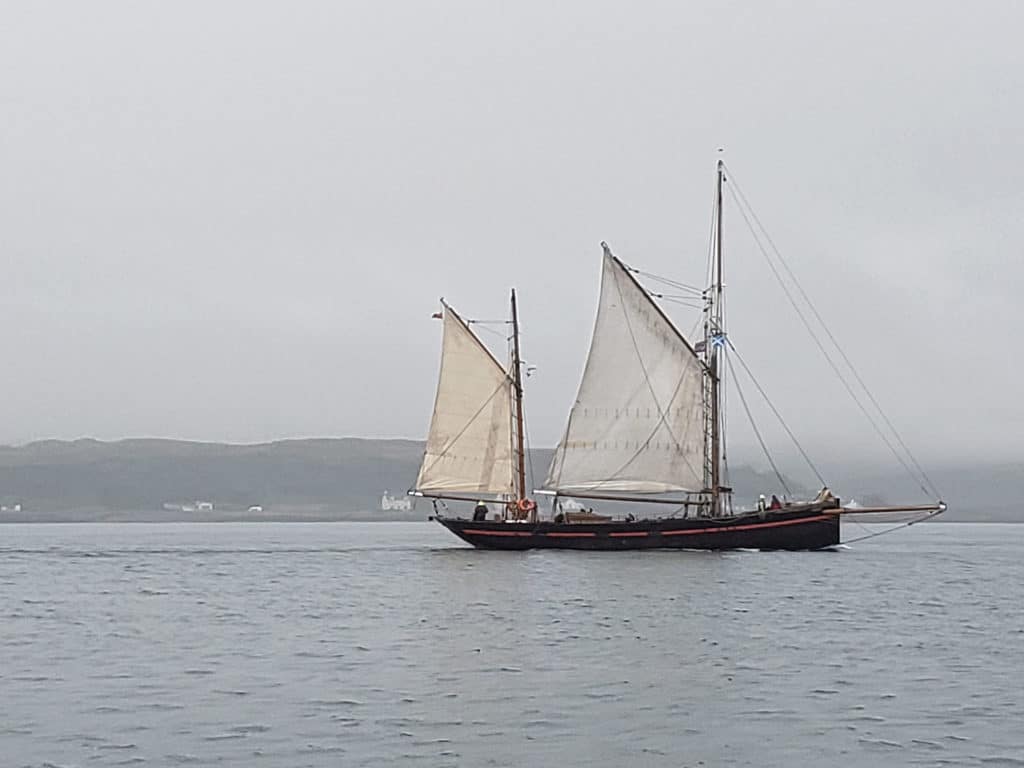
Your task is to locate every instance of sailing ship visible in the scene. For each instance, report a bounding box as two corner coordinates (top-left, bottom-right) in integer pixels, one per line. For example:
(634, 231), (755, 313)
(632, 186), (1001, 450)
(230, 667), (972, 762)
(411, 161), (945, 550)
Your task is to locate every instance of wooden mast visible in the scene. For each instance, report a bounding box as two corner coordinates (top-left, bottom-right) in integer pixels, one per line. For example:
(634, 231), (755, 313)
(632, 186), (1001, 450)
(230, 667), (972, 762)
(709, 159), (725, 517)
(510, 289), (527, 501)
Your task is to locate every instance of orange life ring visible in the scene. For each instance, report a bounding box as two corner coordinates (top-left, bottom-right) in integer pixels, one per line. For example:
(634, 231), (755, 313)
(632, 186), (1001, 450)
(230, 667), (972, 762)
(516, 498), (537, 513)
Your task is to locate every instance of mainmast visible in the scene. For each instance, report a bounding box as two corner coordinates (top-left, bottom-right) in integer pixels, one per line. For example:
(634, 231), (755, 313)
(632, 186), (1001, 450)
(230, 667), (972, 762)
(707, 159), (726, 516)
(510, 289), (527, 501)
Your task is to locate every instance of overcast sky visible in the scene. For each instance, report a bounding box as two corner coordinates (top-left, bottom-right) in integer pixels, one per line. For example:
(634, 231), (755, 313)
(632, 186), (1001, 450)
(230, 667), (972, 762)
(1, 1), (1021, 475)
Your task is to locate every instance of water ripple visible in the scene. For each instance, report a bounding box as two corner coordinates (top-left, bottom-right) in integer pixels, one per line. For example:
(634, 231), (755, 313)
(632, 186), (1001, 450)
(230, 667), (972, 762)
(0, 521), (1022, 767)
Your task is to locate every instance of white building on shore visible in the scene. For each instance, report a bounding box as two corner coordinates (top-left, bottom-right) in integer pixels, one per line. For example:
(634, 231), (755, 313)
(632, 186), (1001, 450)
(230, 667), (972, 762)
(380, 491), (413, 512)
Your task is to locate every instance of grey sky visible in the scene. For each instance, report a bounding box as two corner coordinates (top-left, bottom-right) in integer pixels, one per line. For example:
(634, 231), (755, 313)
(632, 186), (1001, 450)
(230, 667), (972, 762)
(1, 1), (1021, 473)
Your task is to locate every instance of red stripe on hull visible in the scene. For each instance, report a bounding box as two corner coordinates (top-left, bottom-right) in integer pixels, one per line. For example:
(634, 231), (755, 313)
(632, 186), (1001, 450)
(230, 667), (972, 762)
(460, 529), (533, 537)
(661, 514), (833, 536)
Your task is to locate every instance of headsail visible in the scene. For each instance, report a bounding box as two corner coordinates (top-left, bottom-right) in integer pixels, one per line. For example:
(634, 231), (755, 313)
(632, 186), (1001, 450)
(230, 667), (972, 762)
(544, 245), (706, 494)
(415, 305), (516, 496)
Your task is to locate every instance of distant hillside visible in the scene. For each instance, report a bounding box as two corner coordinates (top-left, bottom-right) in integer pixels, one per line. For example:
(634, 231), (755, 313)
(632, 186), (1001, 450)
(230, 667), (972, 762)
(0, 438), (1016, 521)
(0, 438), (428, 521)
(1, 437), (800, 522)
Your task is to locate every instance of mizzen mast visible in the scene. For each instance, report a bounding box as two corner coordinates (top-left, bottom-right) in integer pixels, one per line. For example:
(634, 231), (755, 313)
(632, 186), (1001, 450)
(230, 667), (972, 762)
(510, 289), (527, 501)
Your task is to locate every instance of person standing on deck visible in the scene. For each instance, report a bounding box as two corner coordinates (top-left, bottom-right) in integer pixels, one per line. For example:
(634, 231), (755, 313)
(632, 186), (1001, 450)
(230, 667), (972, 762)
(473, 501), (488, 521)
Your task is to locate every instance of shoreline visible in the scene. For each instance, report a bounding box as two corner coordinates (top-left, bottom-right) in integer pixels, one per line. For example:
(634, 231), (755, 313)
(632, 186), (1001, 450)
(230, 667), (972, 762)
(0, 515), (1011, 524)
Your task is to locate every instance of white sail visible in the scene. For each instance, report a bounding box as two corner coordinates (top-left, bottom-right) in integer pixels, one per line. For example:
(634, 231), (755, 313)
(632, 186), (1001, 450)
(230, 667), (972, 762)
(545, 246), (706, 494)
(415, 306), (516, 496)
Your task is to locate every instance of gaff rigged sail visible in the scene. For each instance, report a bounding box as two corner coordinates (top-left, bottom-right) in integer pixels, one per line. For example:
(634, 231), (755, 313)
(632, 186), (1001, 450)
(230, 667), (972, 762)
(545, 246), (706, 494)
(415, 306), (516, 496)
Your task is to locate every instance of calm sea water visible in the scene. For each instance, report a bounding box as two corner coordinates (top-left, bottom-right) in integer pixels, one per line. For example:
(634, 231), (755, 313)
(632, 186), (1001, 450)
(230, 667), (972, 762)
(1, 521), (1022, 767)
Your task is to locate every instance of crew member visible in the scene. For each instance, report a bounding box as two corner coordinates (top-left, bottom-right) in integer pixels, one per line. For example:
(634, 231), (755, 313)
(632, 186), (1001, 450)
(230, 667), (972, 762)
(473, 500), (488, 521)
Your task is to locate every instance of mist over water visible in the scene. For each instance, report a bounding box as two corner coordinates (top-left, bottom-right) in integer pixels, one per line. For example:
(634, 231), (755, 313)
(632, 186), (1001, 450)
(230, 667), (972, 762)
(2, 521), (1022, 767)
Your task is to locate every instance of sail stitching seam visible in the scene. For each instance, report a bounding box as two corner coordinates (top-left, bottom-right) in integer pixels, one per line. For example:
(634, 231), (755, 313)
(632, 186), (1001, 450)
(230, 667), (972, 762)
(586, 258), (704, 490)
(418, 377), (512, 492)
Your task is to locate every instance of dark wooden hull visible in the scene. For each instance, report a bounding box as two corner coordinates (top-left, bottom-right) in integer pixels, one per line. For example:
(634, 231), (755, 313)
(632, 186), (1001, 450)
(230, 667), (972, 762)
(433, 507), (840, 551)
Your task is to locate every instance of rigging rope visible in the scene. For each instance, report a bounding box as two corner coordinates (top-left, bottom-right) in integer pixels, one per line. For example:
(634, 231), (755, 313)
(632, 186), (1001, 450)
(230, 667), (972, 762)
(722, 163), (941, 501)
(725, 352), (791, 495)
(523, 403), (537, 496)
(472, 322), (513, 343)
(628, 268), (705, 296)
(720, 346), (729, 491)
(706, 182), (718, 292)
(726, 339), (827, 488)
(646, 290), (704, 310)
(719, 249), (730, 510)
(723, 181), (934, 499)
(838, 508), (945, 546)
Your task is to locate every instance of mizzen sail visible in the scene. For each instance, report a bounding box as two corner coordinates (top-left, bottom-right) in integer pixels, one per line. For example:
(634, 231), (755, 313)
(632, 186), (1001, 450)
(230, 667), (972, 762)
(545, 245), (706, 494)
(415, 305), (516, 496)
